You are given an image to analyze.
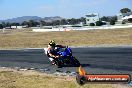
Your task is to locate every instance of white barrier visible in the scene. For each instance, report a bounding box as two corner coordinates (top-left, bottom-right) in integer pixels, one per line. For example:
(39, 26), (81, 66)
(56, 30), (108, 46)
(33, 28), (72, 32)
(72, 25), (132, 30)
(33, 25), (132, 32)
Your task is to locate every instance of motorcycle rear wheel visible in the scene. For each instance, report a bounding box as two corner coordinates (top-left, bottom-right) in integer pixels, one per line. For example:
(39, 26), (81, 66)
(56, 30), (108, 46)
(72, 57), (80, 67)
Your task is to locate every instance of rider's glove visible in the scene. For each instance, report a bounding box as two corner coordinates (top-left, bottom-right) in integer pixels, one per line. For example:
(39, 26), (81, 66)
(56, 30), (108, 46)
(55, 56), (59, 58)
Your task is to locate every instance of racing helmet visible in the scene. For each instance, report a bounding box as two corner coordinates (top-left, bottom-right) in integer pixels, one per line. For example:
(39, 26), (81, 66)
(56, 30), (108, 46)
(49, 40), (56, 47)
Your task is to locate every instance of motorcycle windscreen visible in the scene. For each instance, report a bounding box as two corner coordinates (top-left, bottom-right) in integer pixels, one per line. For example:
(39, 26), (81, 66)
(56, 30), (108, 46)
(61, 52), (67, 57)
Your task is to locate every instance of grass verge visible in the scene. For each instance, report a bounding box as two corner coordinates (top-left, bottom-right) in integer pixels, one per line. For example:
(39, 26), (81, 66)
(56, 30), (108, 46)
(0, 69), (127, 88)
(0, 28), (132, 49)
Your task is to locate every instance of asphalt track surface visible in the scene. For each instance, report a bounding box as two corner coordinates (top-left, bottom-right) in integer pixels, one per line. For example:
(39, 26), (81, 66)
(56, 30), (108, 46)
(0, 47), (132, 77)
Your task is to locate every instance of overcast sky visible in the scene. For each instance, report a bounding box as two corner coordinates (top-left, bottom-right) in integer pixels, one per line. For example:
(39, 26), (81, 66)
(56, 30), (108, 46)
(0, 0), (132, 20)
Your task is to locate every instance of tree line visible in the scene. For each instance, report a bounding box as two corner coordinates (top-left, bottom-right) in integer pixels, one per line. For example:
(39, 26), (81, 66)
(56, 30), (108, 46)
(0, 8), (131, 29)
(0, 17), (86, 29)
(0, 16), (118, 29)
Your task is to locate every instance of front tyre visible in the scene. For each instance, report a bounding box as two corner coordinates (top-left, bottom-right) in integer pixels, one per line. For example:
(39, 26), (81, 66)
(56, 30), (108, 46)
(55, 59), (63, 68)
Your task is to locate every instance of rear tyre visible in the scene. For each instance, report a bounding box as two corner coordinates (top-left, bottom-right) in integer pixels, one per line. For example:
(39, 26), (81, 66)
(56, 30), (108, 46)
(73, 57), (80, 67)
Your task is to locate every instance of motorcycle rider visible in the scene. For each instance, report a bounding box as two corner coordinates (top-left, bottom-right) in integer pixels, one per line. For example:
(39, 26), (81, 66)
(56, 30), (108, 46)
(47, 40), (66, 65)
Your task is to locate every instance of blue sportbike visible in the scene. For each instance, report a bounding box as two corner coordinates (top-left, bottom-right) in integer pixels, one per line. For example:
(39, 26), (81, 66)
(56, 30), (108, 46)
(54, 47), (80, 67)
